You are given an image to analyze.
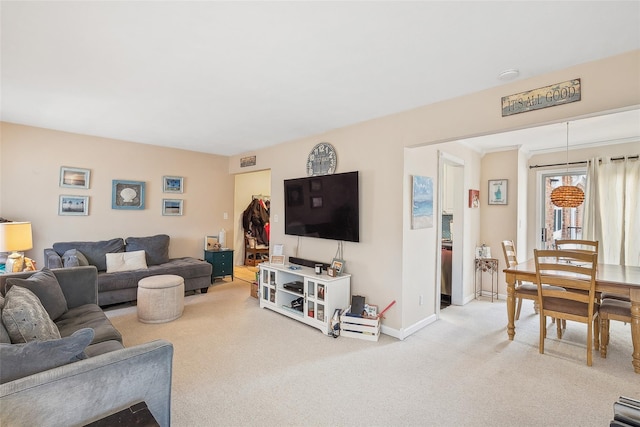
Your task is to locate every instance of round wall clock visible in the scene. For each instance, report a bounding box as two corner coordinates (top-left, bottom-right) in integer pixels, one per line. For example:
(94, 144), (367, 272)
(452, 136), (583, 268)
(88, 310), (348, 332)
(307, 142), (337, 176)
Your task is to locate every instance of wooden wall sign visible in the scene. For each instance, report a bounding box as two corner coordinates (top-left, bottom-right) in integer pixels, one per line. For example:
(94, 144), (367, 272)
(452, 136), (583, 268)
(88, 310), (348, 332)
(501, 78), (581, 117)
(240, 156), (256, 167)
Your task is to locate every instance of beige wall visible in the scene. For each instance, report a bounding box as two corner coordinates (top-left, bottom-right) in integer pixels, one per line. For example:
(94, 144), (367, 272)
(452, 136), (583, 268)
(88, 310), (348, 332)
(480, 150), (519, 296)
(2, 50), (638, 338)
(0, 123), (234, 266)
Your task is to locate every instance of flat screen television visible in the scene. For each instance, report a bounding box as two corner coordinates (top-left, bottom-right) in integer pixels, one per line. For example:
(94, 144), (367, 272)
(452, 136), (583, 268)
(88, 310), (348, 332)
(284, 171), (359, 242)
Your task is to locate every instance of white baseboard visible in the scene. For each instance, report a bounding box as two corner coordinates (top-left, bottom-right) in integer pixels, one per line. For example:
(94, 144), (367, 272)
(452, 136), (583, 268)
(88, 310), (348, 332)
(380, 313), (438, 340)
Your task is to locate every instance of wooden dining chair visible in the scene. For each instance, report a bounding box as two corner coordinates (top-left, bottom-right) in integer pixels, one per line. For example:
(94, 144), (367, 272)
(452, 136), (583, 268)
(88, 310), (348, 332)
(599, 298), (632, 359)
(501, 240), (537, 319)
(534, 249), (600, 366)
(556, 239), (629, 302)
(554, 239), (599, 254)
(502, 240), (565, 338)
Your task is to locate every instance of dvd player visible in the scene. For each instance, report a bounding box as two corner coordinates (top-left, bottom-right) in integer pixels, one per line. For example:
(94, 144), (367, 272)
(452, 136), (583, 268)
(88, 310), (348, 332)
(283, 281), (304, 293)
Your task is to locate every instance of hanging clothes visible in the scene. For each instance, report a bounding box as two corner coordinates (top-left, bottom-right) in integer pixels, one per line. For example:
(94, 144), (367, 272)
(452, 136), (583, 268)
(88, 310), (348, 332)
(242, 198), (270, 246)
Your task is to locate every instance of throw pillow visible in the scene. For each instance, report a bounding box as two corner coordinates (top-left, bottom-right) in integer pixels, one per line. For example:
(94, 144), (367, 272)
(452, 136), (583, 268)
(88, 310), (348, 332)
(5, 268), (68, 320)
(62, 249), (90, 268)
(105, 250), (148, 273)
(53, 238), (125, 272)
(0, 295), (10, 344)
(125, 234), (170, 266)
(2, 286), (61, 343)
(0, 328), (94, 384)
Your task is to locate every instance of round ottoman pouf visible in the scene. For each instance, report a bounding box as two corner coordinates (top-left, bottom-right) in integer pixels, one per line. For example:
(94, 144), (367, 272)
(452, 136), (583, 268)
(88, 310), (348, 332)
(137, 275), (185, 323)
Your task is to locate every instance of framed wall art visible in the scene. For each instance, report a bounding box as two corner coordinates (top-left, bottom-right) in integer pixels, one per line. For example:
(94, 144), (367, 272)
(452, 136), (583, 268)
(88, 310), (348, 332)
(162, 199), (183, 216)
(411, 175), (433, 229)
(469, 189), (480, 208)
(488, 179), (508, 205)
(59, 195), (89, 216)
(163, 176), (184, 193)
(59, 167), (90, 189)
(112, 180), (145, 210)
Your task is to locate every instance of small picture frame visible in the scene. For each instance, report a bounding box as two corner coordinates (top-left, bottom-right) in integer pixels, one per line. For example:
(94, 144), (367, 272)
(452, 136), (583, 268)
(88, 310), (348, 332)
(364, 304), (378, 318)
(112, 180), (145, 210)
(331, 258), (345, 275)
(59, 195), (89, 216)
(162, 199), (183, 216)
(271, 255), (285, 265)
(327, 267), (337, 277)
(469, 189), (480, 208)
(163, 176), (184, 193)
(60, 167), (90, 189)
(488, 179), (508, 205)
(205, 236), (219, 250)
(475, 246), (492, 259)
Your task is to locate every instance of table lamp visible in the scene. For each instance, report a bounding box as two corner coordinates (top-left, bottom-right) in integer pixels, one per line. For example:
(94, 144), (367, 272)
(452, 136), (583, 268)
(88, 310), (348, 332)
(0, 221), (33, 273)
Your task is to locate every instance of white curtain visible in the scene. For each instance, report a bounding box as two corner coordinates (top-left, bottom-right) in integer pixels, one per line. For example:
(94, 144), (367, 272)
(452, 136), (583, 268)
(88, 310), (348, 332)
(583, 156), (640, 266)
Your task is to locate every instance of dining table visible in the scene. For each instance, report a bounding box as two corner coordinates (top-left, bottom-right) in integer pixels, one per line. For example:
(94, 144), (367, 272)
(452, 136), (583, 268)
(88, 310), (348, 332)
(504, 260), (640, 373)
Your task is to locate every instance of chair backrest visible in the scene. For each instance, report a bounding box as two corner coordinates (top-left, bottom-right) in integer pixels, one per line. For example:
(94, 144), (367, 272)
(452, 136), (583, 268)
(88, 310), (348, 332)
(501, 240), (518, 268)
(533, 249), (598, 317)
(555, 239), (599, 255)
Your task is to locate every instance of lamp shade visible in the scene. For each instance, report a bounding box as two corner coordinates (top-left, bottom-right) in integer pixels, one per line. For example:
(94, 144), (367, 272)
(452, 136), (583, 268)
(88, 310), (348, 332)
(0, 222), (33, 252)
(550, 186), (585, 208)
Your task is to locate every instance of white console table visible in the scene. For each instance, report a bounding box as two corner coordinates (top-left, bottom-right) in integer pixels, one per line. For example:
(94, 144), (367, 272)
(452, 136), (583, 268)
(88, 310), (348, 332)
(258, 263), (351, 335)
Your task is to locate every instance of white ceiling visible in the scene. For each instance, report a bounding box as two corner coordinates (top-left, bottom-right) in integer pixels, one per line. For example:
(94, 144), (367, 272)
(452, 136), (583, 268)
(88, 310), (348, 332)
(459, 108), (640, 156)
(2, 1), (639, 156)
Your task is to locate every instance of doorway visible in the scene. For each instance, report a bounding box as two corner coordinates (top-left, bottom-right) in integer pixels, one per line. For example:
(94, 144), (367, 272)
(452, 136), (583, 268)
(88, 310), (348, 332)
(537, 169), (586, 249)
(233, 169), (272, 266)
(438, 152), (465, 309)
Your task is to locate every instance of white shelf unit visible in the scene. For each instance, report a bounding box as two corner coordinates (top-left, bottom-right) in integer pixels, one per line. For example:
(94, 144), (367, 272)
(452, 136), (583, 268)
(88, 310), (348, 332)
(258, 263), (351, 335)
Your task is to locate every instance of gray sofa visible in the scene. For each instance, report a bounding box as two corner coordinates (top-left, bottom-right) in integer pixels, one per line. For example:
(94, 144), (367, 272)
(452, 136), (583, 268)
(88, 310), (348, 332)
(0, 266), (173, 426)
(44, 234), (213, 306)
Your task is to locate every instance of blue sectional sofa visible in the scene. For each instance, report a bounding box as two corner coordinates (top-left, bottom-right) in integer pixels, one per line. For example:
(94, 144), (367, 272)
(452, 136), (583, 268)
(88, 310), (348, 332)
(44, 234), (212, 306)
(0, 266), (173, 426)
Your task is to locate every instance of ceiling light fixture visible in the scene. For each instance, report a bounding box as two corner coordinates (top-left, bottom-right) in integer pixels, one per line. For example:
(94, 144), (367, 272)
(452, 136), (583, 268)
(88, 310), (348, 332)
(550, 122), (585, 208)
(498, 69), (520, 81)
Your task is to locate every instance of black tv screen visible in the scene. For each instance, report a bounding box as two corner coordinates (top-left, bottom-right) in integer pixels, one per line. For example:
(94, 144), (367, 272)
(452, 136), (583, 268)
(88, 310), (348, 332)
(284, 171), (359, 242)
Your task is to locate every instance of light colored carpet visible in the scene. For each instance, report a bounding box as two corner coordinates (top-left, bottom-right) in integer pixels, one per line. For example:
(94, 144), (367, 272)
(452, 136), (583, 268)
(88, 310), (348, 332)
(106, 280), (636, 427)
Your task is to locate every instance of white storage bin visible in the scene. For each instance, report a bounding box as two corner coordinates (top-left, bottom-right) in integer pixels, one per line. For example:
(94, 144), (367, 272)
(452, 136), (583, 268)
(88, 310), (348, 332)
(340, 305), (380, 341)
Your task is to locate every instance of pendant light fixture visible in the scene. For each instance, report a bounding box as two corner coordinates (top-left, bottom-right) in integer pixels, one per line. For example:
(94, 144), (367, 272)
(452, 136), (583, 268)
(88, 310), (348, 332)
(550, 122), (585, 208)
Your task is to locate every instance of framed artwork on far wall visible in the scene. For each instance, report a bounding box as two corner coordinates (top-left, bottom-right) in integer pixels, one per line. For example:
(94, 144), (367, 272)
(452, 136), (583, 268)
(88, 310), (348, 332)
(163, 176), (184, 193)
(162, 199), (183, 216)
(411, 175), (433, 229)
(112, 180), (145, 210)
(469, 189), (480, 208)
(488, 179), (508, 205)
(60, 166), (90, 189)
(59, 195), (89, 216)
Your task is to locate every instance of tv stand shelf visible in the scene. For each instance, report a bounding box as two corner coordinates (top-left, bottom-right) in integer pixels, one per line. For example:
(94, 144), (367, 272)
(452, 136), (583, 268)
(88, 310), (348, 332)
(259, 263), (351, 335)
